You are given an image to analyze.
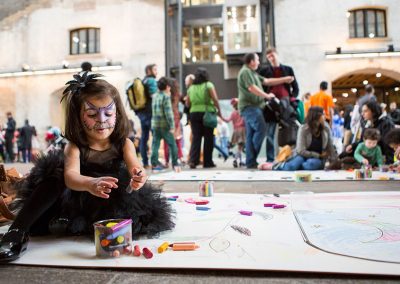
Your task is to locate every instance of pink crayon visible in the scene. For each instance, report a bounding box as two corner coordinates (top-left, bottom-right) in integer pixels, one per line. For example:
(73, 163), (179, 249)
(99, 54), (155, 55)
(264, 203), (276, 207)
(110, 219), (132, 232)
(239, 210), (253, 216)
(272, 204), (286, 209)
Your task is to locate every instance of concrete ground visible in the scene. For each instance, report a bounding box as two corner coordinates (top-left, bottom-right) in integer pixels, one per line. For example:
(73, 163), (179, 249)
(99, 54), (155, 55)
(0, 161), (399, 283)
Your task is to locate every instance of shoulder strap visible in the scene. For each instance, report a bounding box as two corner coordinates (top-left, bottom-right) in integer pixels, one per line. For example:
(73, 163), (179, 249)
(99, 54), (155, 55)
(203, 83), (212, 111)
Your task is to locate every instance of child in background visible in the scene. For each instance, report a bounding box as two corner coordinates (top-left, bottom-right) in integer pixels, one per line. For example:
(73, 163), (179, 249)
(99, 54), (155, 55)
(216, 118), (230, 160)
(151, 77), (181, 172)
(0, 72), (174, 262)
(163, 78), (184, 167)
(354, 128), (383, 168)
(385, 128), (400, 167)
(223, 98), (245, 167)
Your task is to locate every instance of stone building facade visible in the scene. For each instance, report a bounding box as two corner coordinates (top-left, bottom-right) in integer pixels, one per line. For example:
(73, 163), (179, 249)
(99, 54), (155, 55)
(0, 0), (165, 136)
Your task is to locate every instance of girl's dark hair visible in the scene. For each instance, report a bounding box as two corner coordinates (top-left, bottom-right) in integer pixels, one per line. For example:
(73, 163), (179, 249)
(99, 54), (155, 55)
(385, 128), (400, 145)
(193, 67), (209, 85)
(306, 106), (324, 136)
(63, 79), (129, 147)
(363, 100), (382, 122)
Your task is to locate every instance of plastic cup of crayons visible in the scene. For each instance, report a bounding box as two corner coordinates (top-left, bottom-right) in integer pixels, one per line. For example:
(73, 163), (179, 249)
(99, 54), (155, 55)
(199, 180), (214, 197)
(93, 219), (133, 258)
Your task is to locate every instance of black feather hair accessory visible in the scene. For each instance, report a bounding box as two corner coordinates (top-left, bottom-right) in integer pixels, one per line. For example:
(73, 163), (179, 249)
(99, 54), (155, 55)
(61, 71), (103, 101)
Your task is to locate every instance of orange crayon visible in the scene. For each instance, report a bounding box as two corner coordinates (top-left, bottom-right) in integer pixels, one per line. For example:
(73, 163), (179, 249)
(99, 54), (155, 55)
(170, 243), (199, 251)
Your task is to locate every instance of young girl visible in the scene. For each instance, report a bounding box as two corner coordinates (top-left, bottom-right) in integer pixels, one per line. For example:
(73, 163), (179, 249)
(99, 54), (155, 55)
(0, 73), (174, 262)
(223, 98), (245, 167)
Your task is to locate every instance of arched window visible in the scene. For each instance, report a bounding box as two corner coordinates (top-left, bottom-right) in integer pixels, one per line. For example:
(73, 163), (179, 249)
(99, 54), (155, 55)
(348, 8), (387, 39)
(70, 28), (100, 55)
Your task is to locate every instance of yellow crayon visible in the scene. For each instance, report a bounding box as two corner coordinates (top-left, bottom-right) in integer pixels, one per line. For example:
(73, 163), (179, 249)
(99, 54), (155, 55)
(158, 242), (169, 253)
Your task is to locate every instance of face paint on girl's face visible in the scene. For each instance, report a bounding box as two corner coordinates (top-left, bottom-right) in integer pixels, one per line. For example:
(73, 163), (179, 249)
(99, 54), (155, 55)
(82, 101), (116, 130)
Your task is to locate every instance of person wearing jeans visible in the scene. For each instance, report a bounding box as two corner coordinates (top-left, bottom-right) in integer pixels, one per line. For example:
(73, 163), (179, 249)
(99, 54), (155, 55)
(135, 64), (158, 168)
(280, 155), (324, 171)
(137, 112), (152, 167)
(265, 122), (277, 162)
(277, 106), (336, 171)
(237, 53), (294, 168)
(241, 106), (267, 168)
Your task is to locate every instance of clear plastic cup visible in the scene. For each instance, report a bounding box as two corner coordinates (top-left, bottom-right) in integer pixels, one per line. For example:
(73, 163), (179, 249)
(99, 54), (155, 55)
(93, 219), (132, 257)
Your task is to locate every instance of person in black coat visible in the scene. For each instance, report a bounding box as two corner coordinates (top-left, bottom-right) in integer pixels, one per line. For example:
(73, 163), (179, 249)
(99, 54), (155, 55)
(4, 112), (16, 163)
(258, 48), (299, 162)
(20, 119), (35, 163)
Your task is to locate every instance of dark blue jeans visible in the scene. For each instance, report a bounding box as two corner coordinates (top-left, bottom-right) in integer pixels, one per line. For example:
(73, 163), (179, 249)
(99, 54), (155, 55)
(265, 121), (277, 162)
(137, 112), (152, 166)
(279, 155), (323, 171)
(241, 106), (267, 168)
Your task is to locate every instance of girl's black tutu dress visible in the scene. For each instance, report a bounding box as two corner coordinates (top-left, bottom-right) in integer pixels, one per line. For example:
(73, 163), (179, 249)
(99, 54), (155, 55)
(10, 142), (175, 238)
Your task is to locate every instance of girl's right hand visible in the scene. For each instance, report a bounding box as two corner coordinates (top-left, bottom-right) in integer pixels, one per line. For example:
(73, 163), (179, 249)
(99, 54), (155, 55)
(345, 145), (352, 153)
(89, 177), (118, 199)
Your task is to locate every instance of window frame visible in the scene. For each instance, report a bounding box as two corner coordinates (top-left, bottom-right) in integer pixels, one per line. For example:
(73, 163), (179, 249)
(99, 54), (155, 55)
(348, 8), (387, 39)
(182, 0), (224, 7)
(69, 27), (100, 55)
(182, 24), (225, 64)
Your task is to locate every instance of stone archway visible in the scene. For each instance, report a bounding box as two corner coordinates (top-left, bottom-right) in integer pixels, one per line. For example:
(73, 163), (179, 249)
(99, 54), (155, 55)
(49, 87), (66, 131)
(332, 68), (400, 109)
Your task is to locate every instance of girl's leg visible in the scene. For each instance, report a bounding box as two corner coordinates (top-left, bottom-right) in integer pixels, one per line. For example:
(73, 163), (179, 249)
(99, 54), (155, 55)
(302, 158), (324, 170)
(0, 178), (64, 261)
(279, 155), (305, 171)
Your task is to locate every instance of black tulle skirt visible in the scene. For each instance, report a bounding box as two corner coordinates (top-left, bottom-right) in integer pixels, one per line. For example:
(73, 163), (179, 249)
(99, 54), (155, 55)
(10, 150), (175, 238)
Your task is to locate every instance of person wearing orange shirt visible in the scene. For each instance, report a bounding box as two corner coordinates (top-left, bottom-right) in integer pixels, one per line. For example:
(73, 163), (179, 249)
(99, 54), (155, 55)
(310, 81), (334, 127)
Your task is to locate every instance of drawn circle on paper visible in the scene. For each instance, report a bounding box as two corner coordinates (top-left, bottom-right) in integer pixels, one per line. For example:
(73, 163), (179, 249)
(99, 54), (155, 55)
(209, 237), (230, 253)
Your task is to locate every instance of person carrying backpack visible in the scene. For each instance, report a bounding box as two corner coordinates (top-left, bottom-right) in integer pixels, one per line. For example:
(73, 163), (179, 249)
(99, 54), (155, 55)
(135, 64), (158, 169)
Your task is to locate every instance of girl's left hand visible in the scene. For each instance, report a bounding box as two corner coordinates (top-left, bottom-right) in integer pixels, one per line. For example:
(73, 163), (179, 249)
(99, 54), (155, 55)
(129, 167), (147, 191)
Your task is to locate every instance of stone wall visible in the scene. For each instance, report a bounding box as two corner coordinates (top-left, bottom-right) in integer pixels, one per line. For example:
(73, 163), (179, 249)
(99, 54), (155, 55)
(0, 0), (165, 141)
(273, 0), (400, 95)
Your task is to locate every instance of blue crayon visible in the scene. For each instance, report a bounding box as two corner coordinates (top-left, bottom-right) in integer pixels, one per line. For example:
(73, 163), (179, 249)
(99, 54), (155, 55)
(196, 206), (211, 211)
(106, 225), (131, 240)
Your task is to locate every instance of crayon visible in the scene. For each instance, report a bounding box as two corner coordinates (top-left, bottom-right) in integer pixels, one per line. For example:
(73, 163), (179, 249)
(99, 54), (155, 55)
(142, 247), (153, 259)
(167, 198), (177, 201)
(196, 206), (211, 211)
(264, 203), (276, 207)
(272, 204), (286, 209)
(195, 201), (209, 205)
(239, 210), (253, 216)
(168, 242), (195, 247)
(171, 243), (199, 251)
(273, 193), (280, 197)
(168, 195), (179, 199)
(133, 245), (141, 256)
(106, 225), (131, 240)
(110, 219), (132, 232)
(158, 242), (169, 253)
